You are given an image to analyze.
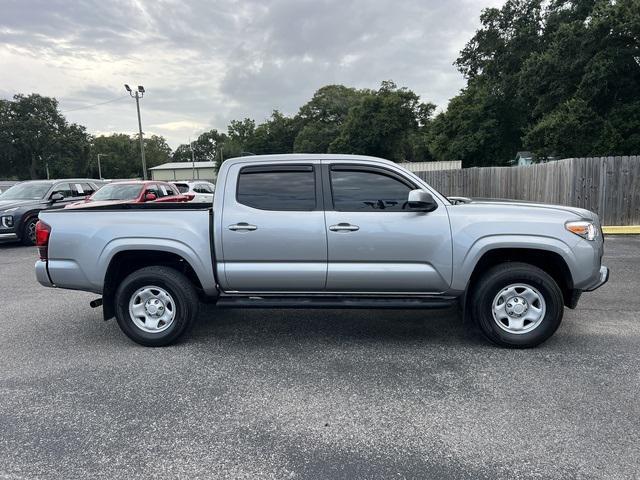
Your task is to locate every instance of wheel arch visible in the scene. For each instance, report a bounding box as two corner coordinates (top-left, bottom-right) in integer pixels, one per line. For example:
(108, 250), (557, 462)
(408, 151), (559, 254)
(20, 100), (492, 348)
(463, 247), (575, 316)
(18, 209), (42, 234)
(102, 250), (206, 320)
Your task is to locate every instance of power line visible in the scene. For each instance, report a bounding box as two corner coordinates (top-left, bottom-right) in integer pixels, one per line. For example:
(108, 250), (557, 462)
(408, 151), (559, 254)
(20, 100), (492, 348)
(60, 95), (127, 113)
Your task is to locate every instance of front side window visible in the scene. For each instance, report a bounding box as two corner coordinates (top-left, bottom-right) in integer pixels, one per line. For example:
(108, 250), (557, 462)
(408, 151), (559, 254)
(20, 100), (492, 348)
(174, 183), (189, 194)
(330, 169), (413, 211)
(145, 184), (161, 198)
(237, 166), (316, 211)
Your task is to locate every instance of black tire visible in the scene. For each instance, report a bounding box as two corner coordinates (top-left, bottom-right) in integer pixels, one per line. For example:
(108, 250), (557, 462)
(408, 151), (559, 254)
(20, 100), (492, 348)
(470, 262), (564, 348)
(21, 216), (38, 246)
(115, 266), (199, 347)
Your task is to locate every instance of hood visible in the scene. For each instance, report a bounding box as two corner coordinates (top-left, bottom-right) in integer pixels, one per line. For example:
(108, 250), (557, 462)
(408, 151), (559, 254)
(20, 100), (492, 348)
(452, 197), (597, 222)
(0, 199), (41, 211)
(64, 199), (136, 209)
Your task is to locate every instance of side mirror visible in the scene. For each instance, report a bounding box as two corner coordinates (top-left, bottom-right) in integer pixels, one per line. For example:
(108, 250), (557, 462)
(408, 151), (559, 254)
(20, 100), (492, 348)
(50, 192), (64, 202)
(144, 192), (157, 202)
(407, 189), (438, 212)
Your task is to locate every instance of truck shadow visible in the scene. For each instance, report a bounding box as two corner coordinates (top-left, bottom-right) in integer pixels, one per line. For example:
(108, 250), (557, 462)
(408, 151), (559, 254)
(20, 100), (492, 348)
(191, 304), (483, 347)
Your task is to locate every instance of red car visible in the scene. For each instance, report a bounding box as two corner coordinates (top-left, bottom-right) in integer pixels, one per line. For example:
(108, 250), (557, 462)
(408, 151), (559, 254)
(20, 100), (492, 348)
(65, 181), (192, 209)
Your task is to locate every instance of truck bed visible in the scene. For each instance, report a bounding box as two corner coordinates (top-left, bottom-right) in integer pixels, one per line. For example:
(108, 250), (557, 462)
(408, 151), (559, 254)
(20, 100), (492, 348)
(37, 204), (217, 296)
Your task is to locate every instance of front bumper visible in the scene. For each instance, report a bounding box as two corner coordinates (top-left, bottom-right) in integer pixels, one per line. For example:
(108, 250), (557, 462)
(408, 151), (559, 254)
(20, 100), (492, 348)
(0, 232), (19, 243)
(584, 266), (609, 292)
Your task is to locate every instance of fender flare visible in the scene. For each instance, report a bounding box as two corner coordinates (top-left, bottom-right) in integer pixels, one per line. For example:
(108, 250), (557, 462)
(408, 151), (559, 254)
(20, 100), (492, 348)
(453, 234), (578, 292)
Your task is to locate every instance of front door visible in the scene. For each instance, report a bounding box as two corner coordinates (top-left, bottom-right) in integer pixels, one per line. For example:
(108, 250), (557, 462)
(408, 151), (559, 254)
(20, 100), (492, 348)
(220, 163), (327, 292)
(323, 163), (452, 293)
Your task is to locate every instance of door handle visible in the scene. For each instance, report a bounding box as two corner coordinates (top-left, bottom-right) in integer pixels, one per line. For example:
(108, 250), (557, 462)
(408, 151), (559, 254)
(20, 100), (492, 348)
(228, 222), (257, 231)
(329, 223), (359, 232)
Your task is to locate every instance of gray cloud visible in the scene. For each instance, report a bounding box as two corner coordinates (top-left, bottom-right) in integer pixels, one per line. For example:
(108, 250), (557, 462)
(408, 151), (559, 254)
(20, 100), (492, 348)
(0, 0), (504, 147)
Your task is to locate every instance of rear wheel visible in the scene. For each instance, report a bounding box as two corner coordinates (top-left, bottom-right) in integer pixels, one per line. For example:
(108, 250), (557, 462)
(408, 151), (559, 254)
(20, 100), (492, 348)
(470, 262), (564, 348)
(21, 217), (38, 246)
(115, 266), (199, 347)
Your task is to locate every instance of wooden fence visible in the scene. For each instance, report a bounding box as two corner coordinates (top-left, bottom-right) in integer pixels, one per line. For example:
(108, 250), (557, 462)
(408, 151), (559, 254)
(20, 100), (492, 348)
(398, 160), (462, 172)
(414, 156), (640, 226)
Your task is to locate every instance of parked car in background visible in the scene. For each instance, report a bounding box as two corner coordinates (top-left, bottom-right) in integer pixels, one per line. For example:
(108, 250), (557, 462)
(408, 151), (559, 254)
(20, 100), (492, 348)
(65, 180), (190, 209)
(172, 181), (215, 203)
(0, 179), (100, 245)
(35, 154), (608, 348)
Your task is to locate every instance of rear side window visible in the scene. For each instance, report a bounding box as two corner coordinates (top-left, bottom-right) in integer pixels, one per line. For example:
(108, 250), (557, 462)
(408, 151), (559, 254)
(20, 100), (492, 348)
(158, 184), (171, 197)
(51, 183), (72, 199)
(237, 166), (316, 211)
(72, 183), (95, 197)
(330, 169), (413, 211)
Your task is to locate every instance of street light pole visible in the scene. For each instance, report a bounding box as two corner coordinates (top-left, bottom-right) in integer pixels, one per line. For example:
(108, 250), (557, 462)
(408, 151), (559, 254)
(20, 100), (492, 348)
(125, 84), (147, 180)
(96, 153), (108, 180)
(190, 138), (196, 180)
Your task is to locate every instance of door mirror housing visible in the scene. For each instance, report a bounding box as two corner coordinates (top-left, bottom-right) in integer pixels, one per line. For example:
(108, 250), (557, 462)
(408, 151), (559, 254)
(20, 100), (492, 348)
(50, 192), (64, 202)
(407, 189), (437, 212)
(144, 192), (157, 202)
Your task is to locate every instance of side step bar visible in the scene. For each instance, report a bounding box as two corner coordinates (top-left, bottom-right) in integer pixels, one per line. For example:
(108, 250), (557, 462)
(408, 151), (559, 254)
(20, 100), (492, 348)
(216, 295), (457, 310)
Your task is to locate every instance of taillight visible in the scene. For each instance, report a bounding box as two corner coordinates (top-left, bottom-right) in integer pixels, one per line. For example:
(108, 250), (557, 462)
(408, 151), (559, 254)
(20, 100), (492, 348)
(35, 220), (51, 260)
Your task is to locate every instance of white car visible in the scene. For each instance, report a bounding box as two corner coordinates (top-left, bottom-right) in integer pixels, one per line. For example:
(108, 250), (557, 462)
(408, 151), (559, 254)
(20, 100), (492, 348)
(172, 181), (215, 203)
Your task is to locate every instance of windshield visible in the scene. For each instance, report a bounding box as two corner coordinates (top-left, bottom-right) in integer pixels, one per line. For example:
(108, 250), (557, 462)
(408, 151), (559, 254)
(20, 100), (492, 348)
(0, 182), (52, 200)
(90, 184), (142, 201)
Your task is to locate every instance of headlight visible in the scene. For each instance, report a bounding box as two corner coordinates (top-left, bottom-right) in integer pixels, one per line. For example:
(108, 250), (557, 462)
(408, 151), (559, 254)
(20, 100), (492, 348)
(1, 215), (14, 228)
(565, 220), (597, 241)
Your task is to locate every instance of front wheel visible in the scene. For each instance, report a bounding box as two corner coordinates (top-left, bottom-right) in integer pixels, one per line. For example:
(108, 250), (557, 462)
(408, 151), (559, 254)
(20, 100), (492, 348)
(115, 266), (199, 347)
(470, 262), (564, 348)
(21, 217), (38, 246)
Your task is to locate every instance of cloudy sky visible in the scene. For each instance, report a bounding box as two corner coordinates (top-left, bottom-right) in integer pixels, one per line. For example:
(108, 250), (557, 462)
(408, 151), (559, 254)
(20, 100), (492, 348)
(0, 0), (503, 148)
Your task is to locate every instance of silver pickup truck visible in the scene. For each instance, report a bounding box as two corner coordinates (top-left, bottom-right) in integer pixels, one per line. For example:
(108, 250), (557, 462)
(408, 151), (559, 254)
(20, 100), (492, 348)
(34, 154), (608, 348)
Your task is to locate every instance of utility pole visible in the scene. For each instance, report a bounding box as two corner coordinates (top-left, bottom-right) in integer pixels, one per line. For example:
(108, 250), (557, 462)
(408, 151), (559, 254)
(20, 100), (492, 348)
(190, 138), (196, 180)
(125, 84), (147, 180)
(97, 153), (108, 180)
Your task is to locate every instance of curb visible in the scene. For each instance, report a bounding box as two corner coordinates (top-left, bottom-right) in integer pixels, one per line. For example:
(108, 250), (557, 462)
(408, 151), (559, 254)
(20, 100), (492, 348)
(602, 226), (640, 234)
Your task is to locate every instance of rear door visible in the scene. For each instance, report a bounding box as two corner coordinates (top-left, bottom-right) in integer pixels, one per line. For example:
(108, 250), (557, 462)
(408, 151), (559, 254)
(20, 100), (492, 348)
(323, 162), (452, 293)
(156, 183), (177, 202)
(220, 162), (327, 292)
(71, 182), (96, 200)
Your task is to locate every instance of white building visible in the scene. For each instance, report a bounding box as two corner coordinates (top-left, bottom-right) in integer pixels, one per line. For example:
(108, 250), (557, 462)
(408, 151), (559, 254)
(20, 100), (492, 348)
(149, 161), (217, 182)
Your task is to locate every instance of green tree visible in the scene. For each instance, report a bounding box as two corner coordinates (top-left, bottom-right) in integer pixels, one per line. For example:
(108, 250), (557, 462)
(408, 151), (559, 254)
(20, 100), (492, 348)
(247, 110), (299, 155)
(293, 85), (364, 153)
(0, 99), (17, 179)
(143, 135), (172, 169)
(90, 134), (138, 179)
(1, 94), (91, 179)
(172, 129), (227, 165)
(434, 0), (640, 165)
(329, 81), (430, 162)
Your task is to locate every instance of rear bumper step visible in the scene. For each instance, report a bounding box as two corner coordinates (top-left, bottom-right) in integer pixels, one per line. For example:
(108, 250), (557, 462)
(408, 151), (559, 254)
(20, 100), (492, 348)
(216, 295), (457, 309)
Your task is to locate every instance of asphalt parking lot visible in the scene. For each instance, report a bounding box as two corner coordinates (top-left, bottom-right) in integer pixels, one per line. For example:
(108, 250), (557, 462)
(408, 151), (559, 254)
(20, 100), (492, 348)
(0, 237), (639, 479)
